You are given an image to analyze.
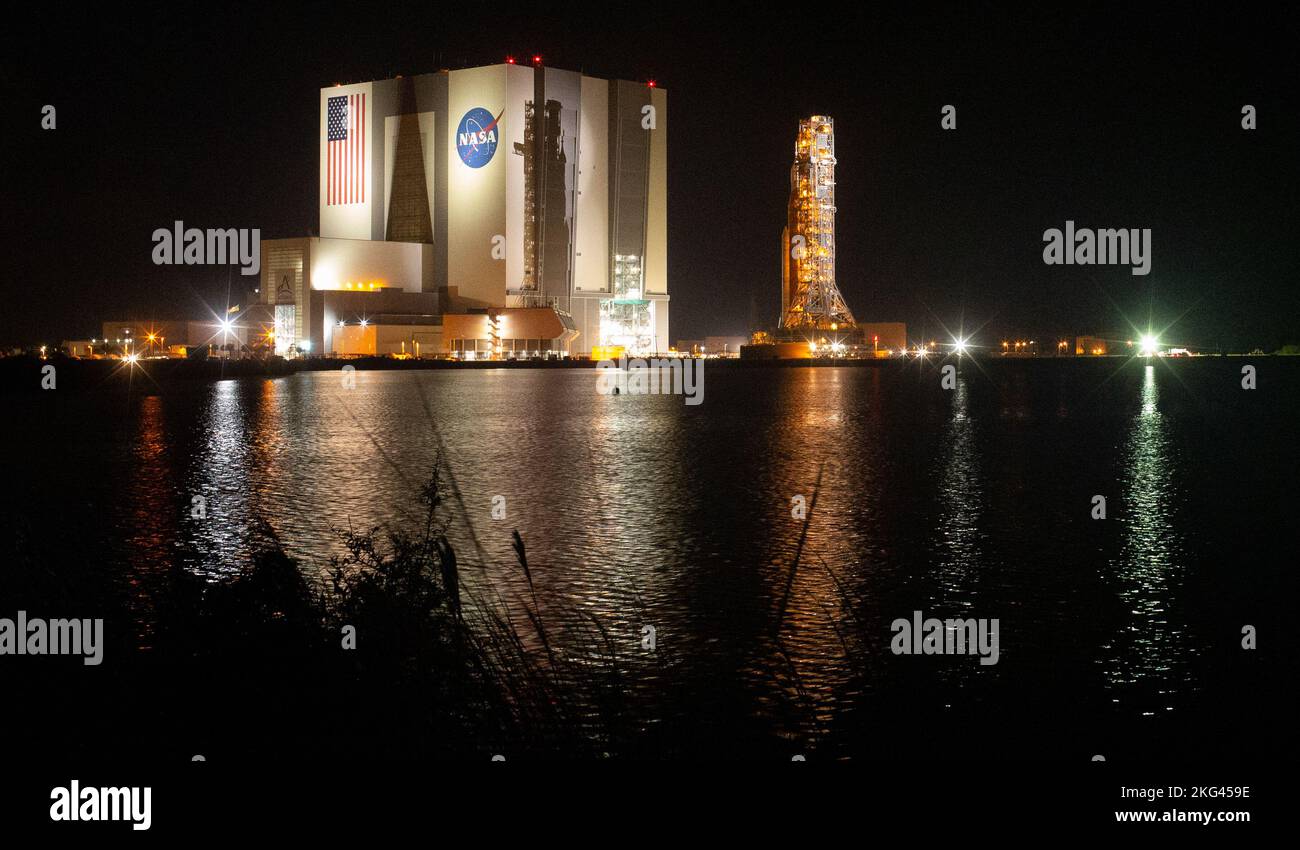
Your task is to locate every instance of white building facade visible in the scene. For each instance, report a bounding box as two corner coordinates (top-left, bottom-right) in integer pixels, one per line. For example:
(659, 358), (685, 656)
(260, 62), (669, 357)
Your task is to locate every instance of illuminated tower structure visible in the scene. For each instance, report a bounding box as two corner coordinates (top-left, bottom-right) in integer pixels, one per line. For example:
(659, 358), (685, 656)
(780, 116), (856, 330)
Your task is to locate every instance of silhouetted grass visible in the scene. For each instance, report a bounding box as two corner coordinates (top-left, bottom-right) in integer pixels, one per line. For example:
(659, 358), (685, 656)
(129, 453), (659, 761)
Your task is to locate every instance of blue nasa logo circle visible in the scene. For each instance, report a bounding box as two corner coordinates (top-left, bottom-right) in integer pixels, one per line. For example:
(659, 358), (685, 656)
(456, 107), (501, 168)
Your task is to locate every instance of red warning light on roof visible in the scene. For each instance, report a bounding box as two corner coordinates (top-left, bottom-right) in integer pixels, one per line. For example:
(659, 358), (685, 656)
(647, 80), (657, 88)
(532, 55), (542, 65)
(505, 56), (516, 65)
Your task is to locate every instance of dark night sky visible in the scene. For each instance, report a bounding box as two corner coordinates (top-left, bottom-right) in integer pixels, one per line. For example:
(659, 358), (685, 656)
(3, 3), (1296, 350)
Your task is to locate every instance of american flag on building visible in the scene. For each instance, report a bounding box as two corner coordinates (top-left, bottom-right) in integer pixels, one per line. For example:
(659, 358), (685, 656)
(327, 93), (365, 205)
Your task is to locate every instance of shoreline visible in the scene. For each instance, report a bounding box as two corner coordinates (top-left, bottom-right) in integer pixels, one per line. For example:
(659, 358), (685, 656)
(1, 352), (1291, 394)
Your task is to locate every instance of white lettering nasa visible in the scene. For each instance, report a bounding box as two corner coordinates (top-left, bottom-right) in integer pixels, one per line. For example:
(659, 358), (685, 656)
(458, 128), (497, 147)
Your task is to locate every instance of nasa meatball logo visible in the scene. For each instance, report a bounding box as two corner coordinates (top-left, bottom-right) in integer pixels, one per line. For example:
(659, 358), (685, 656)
(456, 107), (503, 168)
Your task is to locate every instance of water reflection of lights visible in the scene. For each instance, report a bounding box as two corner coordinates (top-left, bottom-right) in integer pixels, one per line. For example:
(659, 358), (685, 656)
(933, 374), (982, 631)
(1103, 365), (1190, 709)
(125, 395), (180, 642)
(758, 370), (867, 740)
(187, 380), (253, 578)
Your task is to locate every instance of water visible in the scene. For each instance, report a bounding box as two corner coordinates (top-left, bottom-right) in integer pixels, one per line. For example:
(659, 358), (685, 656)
(5, 358), (1294, 758)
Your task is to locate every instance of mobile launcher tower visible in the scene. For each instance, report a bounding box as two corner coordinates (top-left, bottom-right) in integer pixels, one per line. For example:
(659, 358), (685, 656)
(779, 116), (858, 337)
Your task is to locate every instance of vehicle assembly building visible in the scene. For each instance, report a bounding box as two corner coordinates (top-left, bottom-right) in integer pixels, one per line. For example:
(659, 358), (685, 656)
(259, 61), (669, 358)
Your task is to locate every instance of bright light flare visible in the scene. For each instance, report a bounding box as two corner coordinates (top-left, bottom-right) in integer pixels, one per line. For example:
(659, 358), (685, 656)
(1139, 334), (1158, 356)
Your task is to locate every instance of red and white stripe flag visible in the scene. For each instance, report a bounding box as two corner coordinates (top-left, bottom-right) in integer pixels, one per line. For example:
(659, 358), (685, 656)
(326, 93), (365, 205)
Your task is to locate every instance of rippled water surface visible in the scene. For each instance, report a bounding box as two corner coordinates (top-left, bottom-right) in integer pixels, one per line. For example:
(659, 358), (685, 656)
(8, 359), (1293, 757)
